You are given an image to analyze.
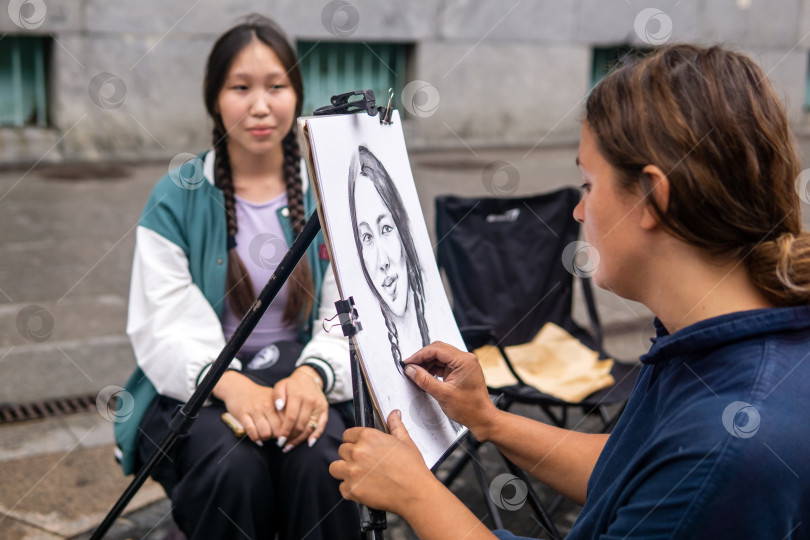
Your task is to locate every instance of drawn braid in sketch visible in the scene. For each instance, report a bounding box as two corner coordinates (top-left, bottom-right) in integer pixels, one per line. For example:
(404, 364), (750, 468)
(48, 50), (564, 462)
(348, 145), (430, 374)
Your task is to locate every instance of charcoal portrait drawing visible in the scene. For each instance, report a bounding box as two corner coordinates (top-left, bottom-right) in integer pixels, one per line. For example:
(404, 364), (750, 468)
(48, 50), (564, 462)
(302, 111), (467, 468)
(348, 145), (430, 375)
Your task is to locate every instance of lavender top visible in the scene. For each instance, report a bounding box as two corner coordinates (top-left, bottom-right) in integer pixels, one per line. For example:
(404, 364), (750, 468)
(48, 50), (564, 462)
(220, 192), (298, 358)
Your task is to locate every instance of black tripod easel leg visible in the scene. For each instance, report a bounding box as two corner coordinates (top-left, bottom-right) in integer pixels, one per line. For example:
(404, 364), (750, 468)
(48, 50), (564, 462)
(91, 213), (323, 540)
(351, 348), (387, 539)
(338, 299), (386, 539)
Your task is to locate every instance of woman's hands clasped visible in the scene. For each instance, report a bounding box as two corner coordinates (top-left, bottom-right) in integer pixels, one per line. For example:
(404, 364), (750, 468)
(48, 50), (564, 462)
(214, 366), (328, 450)
(274, 365), (329, 450)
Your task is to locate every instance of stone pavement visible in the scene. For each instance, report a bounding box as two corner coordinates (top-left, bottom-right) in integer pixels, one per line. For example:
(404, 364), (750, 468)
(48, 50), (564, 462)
(2, 138), (808, 539)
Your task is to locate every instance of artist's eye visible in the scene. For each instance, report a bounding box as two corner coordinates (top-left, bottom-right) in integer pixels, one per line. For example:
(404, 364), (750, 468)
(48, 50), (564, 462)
(579, 181), (591, 193)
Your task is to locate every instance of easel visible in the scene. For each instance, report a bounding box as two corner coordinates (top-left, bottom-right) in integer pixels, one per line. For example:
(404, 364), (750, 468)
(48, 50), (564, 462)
(91, 90), (390, 540)
(314, 89), (392, 539)
(333, 297), (387, 539)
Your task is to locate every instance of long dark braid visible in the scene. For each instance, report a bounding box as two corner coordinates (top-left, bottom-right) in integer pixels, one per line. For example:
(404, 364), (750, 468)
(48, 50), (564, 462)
(382, 308), (403, 373)
(281, 129), (314, 323)
(214, 125), (256, 316)
(413, 287), (430, 347)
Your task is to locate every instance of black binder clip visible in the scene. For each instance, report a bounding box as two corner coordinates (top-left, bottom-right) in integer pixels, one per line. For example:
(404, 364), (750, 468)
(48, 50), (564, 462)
(314, 90), (377, 116)
(335, 297), (363, 338)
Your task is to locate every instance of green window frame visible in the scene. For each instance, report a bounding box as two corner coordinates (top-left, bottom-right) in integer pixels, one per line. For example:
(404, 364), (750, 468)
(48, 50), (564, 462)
(296, 41), (411, 116)
(0, 36), (50, 127)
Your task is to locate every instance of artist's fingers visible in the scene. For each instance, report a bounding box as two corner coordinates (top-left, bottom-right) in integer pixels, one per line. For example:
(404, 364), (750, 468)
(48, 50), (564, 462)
(340, 426), (366, 445)
(329, 457), (347, 482)
(403, 363), (448, 400)
(386, 410), (413, 444)
(405, 341), (470, 372)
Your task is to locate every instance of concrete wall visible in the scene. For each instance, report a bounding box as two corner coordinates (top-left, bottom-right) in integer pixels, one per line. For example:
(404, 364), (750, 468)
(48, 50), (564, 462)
(1, 0), (810, 163)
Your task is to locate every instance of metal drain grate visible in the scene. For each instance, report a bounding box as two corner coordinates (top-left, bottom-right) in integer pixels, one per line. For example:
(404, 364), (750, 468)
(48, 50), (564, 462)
(0, 395), (97, 424)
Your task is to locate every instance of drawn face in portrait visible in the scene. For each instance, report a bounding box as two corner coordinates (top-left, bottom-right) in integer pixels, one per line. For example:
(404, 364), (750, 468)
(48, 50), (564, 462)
(353, 176), (410, 318)
(349, 146), (431, 372)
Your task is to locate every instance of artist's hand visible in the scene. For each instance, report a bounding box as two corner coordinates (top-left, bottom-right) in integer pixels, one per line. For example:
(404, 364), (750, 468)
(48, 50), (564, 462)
(273, 366), (328, 451)
(403, 341), (499, 442)
(330, 410), (438, 514)
(214, 370), (282, 443)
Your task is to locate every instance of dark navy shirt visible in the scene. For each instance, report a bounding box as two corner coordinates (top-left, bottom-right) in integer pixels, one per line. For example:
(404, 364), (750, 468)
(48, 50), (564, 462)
(498, 306), (810, 540)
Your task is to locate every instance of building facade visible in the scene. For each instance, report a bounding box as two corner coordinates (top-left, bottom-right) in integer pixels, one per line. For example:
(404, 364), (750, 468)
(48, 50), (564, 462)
(1, 0), (809, 164)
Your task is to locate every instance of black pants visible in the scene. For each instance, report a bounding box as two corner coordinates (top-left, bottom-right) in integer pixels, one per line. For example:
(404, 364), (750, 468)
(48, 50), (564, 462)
(137, 341), (360, 540)
(139, 396), (360, 540)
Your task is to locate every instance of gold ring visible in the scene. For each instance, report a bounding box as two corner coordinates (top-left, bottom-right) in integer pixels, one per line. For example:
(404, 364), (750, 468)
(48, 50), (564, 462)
(306, 419), (319, 430)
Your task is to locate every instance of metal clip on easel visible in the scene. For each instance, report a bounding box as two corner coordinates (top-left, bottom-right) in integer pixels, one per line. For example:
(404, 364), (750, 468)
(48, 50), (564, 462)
(314, 89), (378, 116)
(314, 88), (396, 126)
(335, 298), (387, 539)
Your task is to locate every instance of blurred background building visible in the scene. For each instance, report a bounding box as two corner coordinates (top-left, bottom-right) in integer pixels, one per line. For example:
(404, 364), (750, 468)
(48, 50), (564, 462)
(2, 0), (810, 164)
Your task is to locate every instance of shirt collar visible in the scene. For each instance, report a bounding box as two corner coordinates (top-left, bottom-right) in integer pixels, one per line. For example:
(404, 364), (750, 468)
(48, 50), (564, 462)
(641, 305), (810, 365)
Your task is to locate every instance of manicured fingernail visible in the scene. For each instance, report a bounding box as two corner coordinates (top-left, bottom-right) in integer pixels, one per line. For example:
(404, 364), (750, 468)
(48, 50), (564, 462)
(255, 440), (264, 447)
(276, 436), (287, 448)
(283, 443), (294, 453)
(394, 409), (402, 419)
(275, 399), (285, 411)
(404, 365), (416, 378)
(308, 437), (317, 447)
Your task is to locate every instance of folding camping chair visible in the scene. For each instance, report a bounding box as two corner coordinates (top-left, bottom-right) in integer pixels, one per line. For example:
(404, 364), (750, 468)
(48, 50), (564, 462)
(434, 187), (640, 538)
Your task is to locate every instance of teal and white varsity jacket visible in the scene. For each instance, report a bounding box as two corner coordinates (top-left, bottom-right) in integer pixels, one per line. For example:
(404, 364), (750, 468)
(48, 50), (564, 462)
(114, 150), (350, 474)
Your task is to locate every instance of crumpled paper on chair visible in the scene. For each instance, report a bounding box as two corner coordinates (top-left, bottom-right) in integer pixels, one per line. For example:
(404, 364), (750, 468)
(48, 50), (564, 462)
(473, 322), (615, 403)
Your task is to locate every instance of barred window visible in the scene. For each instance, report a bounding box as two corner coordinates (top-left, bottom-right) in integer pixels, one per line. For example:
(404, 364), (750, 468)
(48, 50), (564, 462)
(0, 36), (50, 127)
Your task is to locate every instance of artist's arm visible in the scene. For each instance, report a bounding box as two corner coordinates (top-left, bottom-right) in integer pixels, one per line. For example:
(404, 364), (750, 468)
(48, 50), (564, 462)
(330, 411), (497, 540)
(405, 342), (607, 505)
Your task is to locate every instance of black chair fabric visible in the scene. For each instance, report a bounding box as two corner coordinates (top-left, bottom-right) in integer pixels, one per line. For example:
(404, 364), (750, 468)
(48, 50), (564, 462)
(436, 187), (601, 356)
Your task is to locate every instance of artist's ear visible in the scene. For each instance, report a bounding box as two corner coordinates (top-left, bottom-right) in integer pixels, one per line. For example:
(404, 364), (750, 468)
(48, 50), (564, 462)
(639, 165), (670, 231)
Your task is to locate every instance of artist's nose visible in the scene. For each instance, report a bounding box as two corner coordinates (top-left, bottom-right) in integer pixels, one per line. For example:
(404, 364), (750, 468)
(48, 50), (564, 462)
(573, 196), (585, 224)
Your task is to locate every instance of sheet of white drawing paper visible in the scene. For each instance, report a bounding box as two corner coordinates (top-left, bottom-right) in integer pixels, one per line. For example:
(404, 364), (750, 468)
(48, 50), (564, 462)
(306, 111), (466, 468)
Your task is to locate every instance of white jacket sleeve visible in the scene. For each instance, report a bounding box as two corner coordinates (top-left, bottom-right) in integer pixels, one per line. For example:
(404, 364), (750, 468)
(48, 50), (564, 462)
(296, 265), (352, 403)
(127, 226), (241, 402)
